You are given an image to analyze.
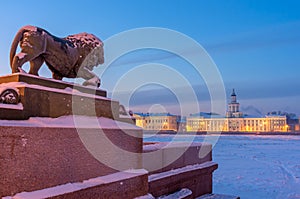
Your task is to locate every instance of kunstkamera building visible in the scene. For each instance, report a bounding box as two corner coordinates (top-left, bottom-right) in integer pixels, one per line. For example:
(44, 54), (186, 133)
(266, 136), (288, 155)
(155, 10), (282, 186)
(186, 89), (288, 132)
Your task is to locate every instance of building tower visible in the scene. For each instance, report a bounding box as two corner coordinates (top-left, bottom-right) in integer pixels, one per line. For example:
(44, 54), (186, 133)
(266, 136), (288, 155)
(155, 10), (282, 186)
(226, 89), (243, 118)
(231, 89), (237, 103)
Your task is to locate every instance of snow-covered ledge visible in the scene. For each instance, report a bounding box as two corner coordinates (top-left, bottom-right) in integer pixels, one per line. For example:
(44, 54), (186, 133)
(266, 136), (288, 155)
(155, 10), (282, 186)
(3, 169), (148, 199)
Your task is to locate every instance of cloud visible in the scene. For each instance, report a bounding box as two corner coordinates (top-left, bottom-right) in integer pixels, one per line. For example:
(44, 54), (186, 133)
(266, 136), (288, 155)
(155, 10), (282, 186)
(205, 21), (300, 53)
(105, 21), (300, 69)
(109, 78), (300, 115)
(228, 78), (300, 100)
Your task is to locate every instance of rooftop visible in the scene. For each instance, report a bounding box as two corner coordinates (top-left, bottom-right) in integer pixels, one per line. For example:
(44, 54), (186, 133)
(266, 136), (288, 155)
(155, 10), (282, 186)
(189, 112), (224, 119)
(134, 112), (177, 117)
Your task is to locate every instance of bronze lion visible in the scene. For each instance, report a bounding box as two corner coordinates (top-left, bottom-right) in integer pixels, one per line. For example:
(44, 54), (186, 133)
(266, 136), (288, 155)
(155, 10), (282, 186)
(10, 25), (104, 87)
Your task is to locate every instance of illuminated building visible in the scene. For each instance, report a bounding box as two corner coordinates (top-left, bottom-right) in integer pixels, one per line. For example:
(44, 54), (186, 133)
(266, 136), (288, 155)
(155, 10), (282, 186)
(133, 89), (289, 133)
(186, 89), (288, 132)
(133, 113), (178, 131)
(186, 112), (226, 132)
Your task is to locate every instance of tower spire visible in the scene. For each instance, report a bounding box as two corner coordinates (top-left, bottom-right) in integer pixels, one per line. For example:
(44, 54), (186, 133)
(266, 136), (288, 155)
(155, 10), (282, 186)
(231, 89), (236, 96)
(226, 88), (242, 118)
(231, 88), (237, 103)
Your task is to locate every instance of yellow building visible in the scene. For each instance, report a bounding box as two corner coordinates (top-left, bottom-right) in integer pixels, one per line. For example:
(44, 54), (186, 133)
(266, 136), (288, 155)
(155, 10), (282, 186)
(186, 113), (227, 132)
(186, 113), (288, 133)
(133, 113), (146, 128)
(243, 115), (288, 132)
(133, 113), (178, 131)
(186, 89), (288, 133)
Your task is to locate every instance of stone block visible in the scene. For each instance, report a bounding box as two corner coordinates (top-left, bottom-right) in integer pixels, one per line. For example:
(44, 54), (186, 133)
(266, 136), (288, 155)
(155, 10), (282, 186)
(148, 162), (218, 198)
(3, 169), (148, 199)
(162, 144), (186, 172)
(0, 117), (142, 197)
(143, 142), (212, 174)
(183, 143), (212, 166)
(0, 73), (121, 120)
(0, 82), (119, 120)
(50, 170), (148, 199)
(143, 143), (164, 173)
(157, 188), (193, 199)
(0, 104), (25, 119)
(0, 73), (107, 97)
(197, 194), (240, 199)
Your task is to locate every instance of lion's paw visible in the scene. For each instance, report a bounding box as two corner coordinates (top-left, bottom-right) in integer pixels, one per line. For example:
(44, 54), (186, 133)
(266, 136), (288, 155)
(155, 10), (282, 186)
(18, 67), (27, 74)
(83, 77), (101, 88)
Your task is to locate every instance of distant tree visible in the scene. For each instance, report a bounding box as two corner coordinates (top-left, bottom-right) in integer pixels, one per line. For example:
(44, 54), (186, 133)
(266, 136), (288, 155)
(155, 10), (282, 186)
(267, 111), (298, 124)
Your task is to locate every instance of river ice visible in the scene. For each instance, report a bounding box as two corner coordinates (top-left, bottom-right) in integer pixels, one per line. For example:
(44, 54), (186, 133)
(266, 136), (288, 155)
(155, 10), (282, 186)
(144, 134), (300, 199)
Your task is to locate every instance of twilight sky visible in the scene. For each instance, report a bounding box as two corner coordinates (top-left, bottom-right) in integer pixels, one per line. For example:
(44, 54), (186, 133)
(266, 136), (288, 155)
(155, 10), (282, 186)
(0, 1), (299, 116)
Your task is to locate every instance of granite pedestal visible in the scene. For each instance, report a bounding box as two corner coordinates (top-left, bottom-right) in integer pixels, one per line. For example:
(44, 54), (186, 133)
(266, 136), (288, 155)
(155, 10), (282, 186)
(0, 73), (222, 198)
(0, 73), (146, 198)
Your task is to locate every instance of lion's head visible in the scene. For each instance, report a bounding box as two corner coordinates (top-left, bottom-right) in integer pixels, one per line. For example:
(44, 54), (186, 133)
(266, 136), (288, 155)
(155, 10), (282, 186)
(66, 33), (104, 70)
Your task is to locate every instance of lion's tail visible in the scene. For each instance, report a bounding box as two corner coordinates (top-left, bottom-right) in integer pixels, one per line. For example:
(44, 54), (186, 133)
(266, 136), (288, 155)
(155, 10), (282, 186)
(9, 27), (27, 68)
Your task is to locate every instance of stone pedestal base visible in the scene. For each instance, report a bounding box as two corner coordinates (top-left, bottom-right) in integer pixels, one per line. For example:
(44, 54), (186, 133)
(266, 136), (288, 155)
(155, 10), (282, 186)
(0, 73), (222, 198)
(0, 74), (120, 120)
(0, 73), (107, 97)
(149, 162), (218, 198)
(0, 117), (142, 197)
(3, 169), (148, 199)
(143, 142), (218, 198)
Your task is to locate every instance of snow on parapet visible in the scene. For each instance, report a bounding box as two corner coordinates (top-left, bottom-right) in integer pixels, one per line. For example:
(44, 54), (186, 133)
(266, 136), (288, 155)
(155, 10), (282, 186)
(0, 103), (23, 110)
(157, 188), (192, 199)
(149, 161), (217, 182)
(0, 81), (111, 101)
(134, 194), (155, 199)
(0, 115), (140, 129)
(3, 169), (148, 199)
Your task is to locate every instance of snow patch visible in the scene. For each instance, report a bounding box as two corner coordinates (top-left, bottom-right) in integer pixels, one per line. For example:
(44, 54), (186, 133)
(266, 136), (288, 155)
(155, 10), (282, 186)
(3, 169), (147, 199)
(0, 115), (140, 130)
(157, 188), (192, 199)
(0, 103), (23, 110)
(1, 81), (111, 101)
(134, 194), (155, 199)
(143, 143), (165, 151)
(0, 76), (110, 101)
(149, 161), (217, 182)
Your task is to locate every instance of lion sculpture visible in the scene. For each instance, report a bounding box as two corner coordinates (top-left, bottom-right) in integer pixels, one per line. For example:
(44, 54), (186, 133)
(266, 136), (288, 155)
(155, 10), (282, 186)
(10, 25), (104, 87)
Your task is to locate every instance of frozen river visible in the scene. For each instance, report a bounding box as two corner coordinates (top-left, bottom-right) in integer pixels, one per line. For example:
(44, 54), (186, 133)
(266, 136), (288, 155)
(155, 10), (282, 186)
(144, 134), (300, 199)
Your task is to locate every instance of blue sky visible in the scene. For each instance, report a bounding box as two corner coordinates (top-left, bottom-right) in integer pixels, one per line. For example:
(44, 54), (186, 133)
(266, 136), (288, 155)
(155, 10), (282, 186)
(0, 1), (299, 115)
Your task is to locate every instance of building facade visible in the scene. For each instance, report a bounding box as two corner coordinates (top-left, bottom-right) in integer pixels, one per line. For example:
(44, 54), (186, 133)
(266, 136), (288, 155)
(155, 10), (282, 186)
(186, 89), (288, 133)
(186, 113), (226, 132)
(133, 89), (289, 133)
(133, 113), (178, 131)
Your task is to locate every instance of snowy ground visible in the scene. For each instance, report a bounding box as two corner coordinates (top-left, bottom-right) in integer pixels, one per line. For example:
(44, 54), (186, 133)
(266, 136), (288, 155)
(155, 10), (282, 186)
(144, 134), (300, 199)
